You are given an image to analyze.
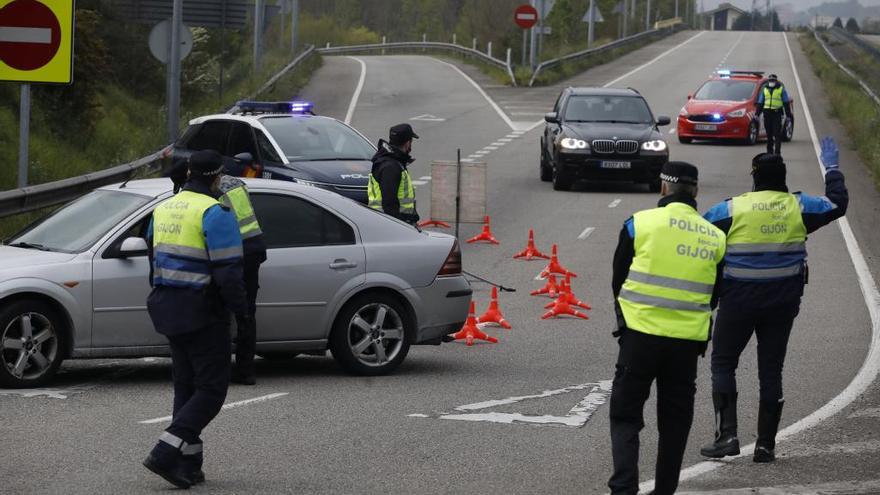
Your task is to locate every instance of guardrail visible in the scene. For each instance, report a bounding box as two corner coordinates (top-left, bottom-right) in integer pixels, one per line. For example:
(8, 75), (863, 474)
(828, 26), (880, 62)
(528, 25), (684, 87)
(813, 29), (880, 108)
(317, 41), (517, 87)
(0, 46), (318, 220)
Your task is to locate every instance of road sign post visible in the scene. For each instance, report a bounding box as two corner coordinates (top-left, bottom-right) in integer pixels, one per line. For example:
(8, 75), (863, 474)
(0, 0), (75, 187)
(514, 3), (538, 70)
(168, 0), (183, 142)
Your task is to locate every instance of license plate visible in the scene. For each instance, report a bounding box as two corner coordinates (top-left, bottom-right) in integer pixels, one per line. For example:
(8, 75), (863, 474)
(601, 161), (631, 169)
(695, 123), (717, 131)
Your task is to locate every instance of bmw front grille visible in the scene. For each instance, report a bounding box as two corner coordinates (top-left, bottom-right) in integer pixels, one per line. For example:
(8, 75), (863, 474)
(591, 139), (639, 154)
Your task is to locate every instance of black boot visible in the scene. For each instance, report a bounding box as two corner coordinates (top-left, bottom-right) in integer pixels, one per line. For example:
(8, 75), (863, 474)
(232, 317), (256, 385)
(754, 399), (784, 463)
(143, 435), (192, 489)
(181, 441), (205, 485)
(700, 392), (740, 458)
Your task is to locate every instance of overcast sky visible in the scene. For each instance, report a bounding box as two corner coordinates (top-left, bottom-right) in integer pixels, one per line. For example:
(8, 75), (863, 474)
(702, 0), (880, 11)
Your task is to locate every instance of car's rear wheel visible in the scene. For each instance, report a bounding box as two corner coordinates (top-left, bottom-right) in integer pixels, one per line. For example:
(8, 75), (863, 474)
(678, 136), (692, 144)
(539, 148), (552, 182)
(782, 118), (794, 142)
(330, 294), (411, 376)
(552, 163), (574, 191)
(0, 299), (64, 388)
(745, 120), (759, 145)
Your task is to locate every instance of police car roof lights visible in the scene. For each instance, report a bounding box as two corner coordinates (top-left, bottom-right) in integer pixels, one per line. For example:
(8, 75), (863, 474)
(233, 100), (315, 115)
(715, 69), (765, 79)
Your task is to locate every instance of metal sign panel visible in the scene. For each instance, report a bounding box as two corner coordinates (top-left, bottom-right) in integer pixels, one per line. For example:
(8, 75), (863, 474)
(107, 0), (251, 29)
(0, 0), (74, 84)
(429, 160), (487, 224)
(148, 19), (193, 64)
(582, 5), (604, 22)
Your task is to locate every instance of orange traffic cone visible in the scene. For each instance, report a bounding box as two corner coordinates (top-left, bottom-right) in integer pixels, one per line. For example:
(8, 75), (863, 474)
(513, 229), (550, 260)
(539, 244), (578, 279)
(477, 287), (512, 329)
(530, 274), (560, 298)
(453, 301), (499, 346)
(542, 298), (590, 320)
(418, 219), (451, 228)
(545, 274), (591, 310)
(467, 216), (500, 245)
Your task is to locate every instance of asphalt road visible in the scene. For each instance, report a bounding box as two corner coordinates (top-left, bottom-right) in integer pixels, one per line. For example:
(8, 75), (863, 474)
(1, 31), (876, 494)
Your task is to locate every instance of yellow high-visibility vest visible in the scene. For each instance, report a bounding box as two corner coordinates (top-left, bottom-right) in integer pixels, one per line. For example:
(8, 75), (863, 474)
(367, 168), (415, 214)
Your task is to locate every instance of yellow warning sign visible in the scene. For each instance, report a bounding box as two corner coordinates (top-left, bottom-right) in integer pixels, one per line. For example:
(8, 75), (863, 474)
(0, 0), (75, 84)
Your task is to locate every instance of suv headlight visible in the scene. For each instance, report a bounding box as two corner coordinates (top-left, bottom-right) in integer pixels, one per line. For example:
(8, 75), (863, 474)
(560, 137), (589, 150)
(641, 140), (668, 152)
(727, 108), (747, 118)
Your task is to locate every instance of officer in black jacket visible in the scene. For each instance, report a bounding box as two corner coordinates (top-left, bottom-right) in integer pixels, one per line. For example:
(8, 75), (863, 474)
(368, 123), (420, 225)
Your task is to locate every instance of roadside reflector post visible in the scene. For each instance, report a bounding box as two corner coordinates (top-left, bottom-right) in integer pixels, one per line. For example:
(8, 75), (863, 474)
(453, 33), (457, 45)
(506, 48), (512, 67)
(472, 37), (477, 50)
(18, 83), (30, 188)
(487, 41), (492, 58)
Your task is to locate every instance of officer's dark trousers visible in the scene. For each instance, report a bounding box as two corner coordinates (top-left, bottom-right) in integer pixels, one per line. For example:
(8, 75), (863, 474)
(711, 302), (799, 403)
(763, 110), (783, 155)
(167, 323), (231, 444)
(609, 330), (701, 495)
(235, 254), (262, 366)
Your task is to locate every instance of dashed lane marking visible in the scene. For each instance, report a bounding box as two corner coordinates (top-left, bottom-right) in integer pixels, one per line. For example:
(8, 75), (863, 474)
(669, 127), (677, 134)
(608, 198), (622, 208)
(412, 180), (428, 186)
(139, 393), (289, 424)
(498, 138), (513, 142)
(418, 176), (431, 181)
(577, 227), (596, 240)
(490, 141), (506, 146)
(484, 146), (499, 150)
(460, 158), (475, 163)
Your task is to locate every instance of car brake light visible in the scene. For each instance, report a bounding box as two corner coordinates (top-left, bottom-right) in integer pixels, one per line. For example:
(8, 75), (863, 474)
(438, 240), (462, 276)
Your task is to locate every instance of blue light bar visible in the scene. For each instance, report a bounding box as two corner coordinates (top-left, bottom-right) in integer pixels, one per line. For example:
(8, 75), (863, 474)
(234, 100), (315, 115)
(713, 113), (722, 120)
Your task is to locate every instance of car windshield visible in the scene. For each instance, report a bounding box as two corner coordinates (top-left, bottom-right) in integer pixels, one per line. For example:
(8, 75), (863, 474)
(694, 80), (757, 102)
(5, 190), (152, 253)
(260, 116), (375, 162)
(562, 95), (654, 124)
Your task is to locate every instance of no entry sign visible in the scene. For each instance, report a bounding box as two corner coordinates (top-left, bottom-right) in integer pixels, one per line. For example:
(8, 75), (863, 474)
(514, 4), (538, 29)
(0, 0), (74, 84)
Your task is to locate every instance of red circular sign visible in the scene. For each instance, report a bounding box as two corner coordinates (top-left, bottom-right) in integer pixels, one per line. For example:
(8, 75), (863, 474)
(0, 0), (62, 71)
(514, 4), (539, 29)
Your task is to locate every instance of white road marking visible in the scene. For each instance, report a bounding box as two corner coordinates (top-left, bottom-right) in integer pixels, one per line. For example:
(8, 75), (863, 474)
(0, 27), (51, 44)
(498, 138), (513, 142)
(645, 31), (880, 493)
(577, 227), (595, 240)
(344, 57), (367, 125)
(512, 131), (527, 135)
(410, 114), (445, 122)
(668, 127), (677, 134)
(410, 381), (612, 428)
(0, 388), (84, 399)
(603, 31), (706, 88)
(850, 407), (880, 418)
(608, 198), (622, 208)
(418, 176), (431, 181)
(474, 150), (490, 155)
(484, 146), (499, 150)
(490, 141), (506, 146)
(678, 479), (880, 495)
(139, 393), (289, 424)
(460, 158), (475, 162)
(505, 134), (520, 139)
(412, 180), (428, 186)
(511, 112), (547, 116)
(716, 32), (745, 68)
(434, 59), (522, 131)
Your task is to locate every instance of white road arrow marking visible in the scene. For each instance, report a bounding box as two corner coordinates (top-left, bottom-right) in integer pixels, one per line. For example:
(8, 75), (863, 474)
(0, 27), (51, 44)
(409, 381), (612, 428)
(410, 114), (446, 122)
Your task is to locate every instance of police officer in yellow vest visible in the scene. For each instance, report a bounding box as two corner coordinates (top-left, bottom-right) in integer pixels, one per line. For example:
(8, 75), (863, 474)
(368, 123), (419, 225)
(754, 74), (792, 155)
(217, 173), (266, 385)
(144, 150), (248, 488)
(609, 162), (726, 495)
(700, 142), (848, 463)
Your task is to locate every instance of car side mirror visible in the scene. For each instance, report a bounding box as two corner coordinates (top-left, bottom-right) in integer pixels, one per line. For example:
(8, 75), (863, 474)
(656, 116), (671, 126)
(544, 112), (559, 124)
(234, 152), (254, 166)
(687, 93), (693, 100)
(119, 237), (148, 258)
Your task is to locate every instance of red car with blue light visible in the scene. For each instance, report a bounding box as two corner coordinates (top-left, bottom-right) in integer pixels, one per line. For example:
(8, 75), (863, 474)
(677, 70), (794, 145)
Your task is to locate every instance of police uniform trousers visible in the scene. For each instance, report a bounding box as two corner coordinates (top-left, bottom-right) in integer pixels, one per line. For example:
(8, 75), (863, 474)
(763, 110), (784, 155)
(609, 330), (702, 495)
(711, 301), (799, 403)
(167, 321), (232, 445)
(235, 253), (262, 363)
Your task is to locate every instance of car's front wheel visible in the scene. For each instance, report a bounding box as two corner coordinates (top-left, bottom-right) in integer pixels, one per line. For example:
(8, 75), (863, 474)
(552, 163), (574, 191)
(0, 299), (65, 388)
(539, 148), (552, 182)
(330, 293), (412, 376)
(745, 120), (759, 145)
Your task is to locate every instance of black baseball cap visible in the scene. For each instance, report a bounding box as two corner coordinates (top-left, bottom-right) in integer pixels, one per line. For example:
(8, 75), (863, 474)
(188, 150), (225, 177)
(660, 161), (699, 186)
(389, 123), (419, 145)
(751, 152), (786, 183)
(768, 73), (779, 81)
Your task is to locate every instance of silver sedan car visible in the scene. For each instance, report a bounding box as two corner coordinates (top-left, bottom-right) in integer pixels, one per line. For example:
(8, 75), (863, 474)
(0, 178), (471, 388)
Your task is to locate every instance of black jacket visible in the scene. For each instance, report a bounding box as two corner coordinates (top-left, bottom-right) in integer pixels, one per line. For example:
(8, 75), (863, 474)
(370, 140), (419, 224)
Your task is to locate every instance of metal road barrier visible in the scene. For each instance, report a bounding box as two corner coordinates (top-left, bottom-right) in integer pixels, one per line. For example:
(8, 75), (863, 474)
(528, 25), (685, 87)
(316, 41), (517, 87)
(813, 29), (880, 108)
(828, 26), (880, 63)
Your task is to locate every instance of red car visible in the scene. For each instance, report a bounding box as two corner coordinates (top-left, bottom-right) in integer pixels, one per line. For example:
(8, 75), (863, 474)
(677, 70), (794, 145)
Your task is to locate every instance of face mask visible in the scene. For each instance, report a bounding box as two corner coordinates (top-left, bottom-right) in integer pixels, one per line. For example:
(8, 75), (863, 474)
(768, 82), (777, 88)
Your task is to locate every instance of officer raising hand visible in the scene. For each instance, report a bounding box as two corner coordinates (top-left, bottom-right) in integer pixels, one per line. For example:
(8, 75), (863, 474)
(609, 162), (726, 495)
(143, 150), (248, 489)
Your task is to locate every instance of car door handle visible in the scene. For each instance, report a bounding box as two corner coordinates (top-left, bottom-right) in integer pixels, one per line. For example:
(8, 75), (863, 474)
(329, 259), (358, 270)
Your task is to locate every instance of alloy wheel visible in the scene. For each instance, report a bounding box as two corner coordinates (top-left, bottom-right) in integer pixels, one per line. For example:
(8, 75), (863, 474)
(1, 312), (58, 381)
(346, 303), (404, 368)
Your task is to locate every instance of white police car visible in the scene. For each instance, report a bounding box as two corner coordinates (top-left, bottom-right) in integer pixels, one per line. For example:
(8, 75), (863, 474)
(168, 101), (375, 204)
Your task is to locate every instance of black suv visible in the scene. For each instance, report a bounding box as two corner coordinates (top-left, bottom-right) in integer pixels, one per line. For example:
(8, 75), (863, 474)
(540, 87), (671, 191)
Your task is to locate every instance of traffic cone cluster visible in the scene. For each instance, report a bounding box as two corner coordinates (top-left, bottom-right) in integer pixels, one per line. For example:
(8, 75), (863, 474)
(467, 216), (500, 244)
(539, 244), (578, 279)
(547, 274), (591, 311)
(527, 241), (591, 321)
(477, 287), (512, 329)
(530, 274), (559, 298)
(513, 229), (550, 260)
(453, 301), (500, 346)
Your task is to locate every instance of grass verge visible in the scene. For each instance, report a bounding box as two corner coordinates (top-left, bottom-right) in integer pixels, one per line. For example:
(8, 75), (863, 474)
(800, 33), (880, 189)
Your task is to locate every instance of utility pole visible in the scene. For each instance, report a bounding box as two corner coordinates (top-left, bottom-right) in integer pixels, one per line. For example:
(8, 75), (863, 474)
(646, 0), (651, 31)
(254, 0), (264, 72)
(622, 0), (628, 37)
(538, 0), (545, 59)
(18, 84), (29, 188)
(530, 0), (537, 69)
(168, 0), (183, 142)
(291, 0), (299, 52)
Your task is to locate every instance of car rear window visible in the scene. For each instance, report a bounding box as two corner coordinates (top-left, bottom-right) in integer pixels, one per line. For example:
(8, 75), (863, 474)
(251, 193), (355, 248)
(259, 117), (375, 162)
(694, 80), (757, 102)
